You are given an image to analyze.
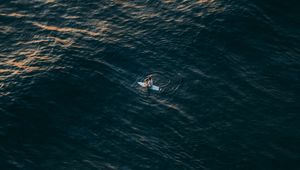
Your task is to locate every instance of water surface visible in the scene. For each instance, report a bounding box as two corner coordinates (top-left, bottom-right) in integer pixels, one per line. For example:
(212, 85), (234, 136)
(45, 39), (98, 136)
(0, 0), (299, 169)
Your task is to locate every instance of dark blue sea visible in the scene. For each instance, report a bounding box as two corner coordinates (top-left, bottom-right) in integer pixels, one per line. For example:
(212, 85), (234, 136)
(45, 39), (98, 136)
(0, 0), (299, 169)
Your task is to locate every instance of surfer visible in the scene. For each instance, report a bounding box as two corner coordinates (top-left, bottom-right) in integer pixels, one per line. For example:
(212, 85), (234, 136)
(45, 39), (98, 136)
(137, 75), (159, 91)
(144, 75), (153, 88)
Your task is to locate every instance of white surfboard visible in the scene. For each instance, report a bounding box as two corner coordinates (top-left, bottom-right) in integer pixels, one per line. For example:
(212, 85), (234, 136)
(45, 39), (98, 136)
(138, 82), (160, 91)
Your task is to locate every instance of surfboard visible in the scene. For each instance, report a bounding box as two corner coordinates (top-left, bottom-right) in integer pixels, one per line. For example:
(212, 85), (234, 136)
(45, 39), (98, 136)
(138, 82), (160, 91)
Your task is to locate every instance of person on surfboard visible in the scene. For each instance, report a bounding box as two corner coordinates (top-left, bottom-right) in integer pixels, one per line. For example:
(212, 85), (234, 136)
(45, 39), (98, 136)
(144, 75), (153, 88)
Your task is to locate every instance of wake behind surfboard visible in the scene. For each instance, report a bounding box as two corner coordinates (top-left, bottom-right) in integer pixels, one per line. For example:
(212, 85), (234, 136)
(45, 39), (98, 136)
(138, 82), (160, 91)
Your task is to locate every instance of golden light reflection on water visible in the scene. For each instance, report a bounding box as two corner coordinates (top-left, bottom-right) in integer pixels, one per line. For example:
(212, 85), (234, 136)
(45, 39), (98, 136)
(0, 49), (53, 81)
(31, 22), (103, 37)
(49, 36), (73, 47)
(45, 0), (55, 3)
(113, 0), (222, 25)
(0, 26), (15, 34)
(0, 12), (31, 18)
(62, 15), (80, 19)
(19, 35), (74, 48)
(196, 0), (215, 3)
(31, 20), (118, 44)
(0, 23), (94, 82)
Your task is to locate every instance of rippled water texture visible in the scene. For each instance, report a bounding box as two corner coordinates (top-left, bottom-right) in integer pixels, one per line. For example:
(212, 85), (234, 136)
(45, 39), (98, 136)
(0, 0), (299, 169)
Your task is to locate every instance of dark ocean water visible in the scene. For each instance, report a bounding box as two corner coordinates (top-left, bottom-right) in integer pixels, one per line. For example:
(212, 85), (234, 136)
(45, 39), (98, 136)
(0, 0), (300, 169)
